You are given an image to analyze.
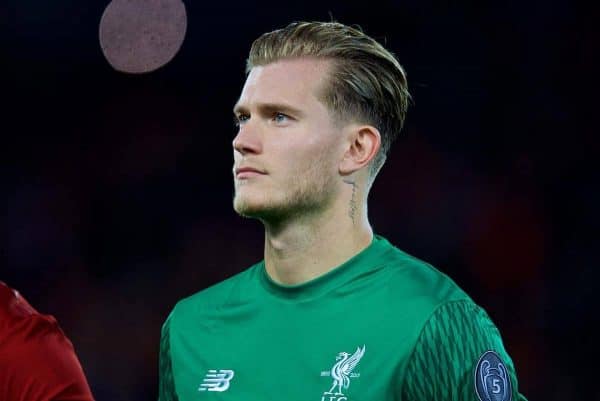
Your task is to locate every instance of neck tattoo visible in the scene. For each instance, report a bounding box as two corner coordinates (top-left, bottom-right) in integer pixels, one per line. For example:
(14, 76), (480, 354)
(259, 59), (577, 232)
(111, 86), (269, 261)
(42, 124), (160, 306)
(343, 178), (358, 224)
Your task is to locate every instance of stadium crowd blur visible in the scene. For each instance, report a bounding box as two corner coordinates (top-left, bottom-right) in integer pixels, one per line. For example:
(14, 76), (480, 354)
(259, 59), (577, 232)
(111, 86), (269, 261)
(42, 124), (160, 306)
(2, 0), (597, 400)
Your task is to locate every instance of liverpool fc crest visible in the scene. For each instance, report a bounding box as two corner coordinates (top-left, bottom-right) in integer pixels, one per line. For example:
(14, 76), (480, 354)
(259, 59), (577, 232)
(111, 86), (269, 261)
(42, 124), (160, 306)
(320, 345), (365, 400)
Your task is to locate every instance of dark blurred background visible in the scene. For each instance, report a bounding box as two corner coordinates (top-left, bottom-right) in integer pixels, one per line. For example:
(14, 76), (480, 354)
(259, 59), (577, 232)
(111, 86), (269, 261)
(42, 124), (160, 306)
(2, 0), (598, 400)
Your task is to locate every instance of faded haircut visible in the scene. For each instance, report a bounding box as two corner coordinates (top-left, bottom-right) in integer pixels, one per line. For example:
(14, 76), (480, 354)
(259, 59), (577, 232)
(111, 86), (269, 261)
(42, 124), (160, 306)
(246, 21), (411, 177)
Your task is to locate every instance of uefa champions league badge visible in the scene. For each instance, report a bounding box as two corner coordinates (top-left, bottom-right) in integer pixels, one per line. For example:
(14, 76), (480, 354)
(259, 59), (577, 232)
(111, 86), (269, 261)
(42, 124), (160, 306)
(474, 350), (512, 401)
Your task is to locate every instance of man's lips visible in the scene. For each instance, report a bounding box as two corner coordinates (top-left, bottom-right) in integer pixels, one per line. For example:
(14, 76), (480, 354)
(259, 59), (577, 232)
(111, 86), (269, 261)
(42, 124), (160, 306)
(235, 167), (267, 178)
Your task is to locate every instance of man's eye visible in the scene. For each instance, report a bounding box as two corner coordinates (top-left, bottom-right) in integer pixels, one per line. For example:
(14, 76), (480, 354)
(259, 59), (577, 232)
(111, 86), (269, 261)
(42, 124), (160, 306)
(235, 114), (249, 126)
(273, 113), (289, 124)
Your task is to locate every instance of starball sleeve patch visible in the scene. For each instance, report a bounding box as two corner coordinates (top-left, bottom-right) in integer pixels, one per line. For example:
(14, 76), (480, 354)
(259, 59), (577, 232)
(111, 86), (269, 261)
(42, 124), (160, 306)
(474, 350), (512, 401)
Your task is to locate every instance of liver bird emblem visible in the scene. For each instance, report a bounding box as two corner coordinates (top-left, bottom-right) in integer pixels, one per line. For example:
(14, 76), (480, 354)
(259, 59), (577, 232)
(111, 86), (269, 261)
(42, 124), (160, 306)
(325, 345), (366, 396)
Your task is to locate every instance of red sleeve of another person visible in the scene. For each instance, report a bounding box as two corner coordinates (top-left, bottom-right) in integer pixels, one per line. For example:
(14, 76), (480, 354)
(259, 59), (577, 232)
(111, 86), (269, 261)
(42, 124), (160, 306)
(0, 282), (95, 401)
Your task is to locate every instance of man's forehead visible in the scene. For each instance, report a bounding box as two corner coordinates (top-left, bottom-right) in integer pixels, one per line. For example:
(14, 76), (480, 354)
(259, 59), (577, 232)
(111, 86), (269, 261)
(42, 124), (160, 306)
(236, 58), (331, 109)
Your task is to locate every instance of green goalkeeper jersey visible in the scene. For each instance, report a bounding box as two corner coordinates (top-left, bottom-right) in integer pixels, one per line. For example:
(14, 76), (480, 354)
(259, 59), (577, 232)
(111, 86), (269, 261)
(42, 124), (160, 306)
(159, 235), (527, 401)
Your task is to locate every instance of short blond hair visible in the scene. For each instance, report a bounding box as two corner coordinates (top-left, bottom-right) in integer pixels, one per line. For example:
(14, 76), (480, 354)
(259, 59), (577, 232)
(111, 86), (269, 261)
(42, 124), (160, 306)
(247, 21), (410, 176)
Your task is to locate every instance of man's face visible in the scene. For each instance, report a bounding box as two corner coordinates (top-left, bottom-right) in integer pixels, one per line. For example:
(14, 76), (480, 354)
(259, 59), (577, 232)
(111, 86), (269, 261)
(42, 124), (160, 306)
(232, 58), (345, 222)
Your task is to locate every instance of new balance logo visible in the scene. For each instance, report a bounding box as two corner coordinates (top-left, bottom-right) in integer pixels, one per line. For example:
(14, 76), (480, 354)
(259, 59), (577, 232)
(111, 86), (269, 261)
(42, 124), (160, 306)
(198, 369), (235, 392)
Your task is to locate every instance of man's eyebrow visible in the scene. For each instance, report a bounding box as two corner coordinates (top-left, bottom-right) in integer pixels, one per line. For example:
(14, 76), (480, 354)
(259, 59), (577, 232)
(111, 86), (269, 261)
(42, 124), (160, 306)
(233, 102), (304, 117)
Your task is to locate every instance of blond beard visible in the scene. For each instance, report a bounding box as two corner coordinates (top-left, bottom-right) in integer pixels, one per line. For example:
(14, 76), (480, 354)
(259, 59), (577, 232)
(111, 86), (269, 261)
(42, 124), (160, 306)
(233, 162), (338, 223)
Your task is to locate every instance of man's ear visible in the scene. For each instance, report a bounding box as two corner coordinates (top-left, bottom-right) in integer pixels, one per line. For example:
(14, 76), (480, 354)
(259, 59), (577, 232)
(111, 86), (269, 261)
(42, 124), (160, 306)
(339, 125), (381, 175)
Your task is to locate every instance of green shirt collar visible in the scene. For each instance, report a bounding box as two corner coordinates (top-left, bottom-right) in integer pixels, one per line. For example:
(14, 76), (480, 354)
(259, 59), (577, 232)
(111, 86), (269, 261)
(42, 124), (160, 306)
(258, 235), (393, 301)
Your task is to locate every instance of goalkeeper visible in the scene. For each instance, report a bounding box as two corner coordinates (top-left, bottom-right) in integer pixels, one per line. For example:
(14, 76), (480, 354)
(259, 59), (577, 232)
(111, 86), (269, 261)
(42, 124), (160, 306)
(159, 21), (527, 401)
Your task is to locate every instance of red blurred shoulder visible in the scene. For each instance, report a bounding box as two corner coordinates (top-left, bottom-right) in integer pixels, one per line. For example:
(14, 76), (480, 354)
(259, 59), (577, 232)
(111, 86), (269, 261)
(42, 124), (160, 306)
(0, 281), (56, 339)
(0, 282), (95, 401)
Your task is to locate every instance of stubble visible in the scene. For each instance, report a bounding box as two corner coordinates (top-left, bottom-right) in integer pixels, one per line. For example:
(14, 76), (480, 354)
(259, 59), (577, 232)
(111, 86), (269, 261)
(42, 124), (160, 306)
(233, 151), (338, 223)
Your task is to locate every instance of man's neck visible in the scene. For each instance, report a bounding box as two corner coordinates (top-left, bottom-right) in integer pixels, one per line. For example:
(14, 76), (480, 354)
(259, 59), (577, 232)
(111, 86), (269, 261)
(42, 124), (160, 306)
(262, 204), (373, 286)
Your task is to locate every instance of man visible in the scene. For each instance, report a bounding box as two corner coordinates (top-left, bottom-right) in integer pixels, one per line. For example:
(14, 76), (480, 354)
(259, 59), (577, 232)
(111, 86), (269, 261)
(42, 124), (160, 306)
(0, 282), (95, 401)
(159, 21), (527, 401)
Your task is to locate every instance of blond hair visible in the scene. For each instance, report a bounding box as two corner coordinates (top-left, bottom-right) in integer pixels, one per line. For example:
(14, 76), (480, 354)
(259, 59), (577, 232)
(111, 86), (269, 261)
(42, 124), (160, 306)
(247, 21), (411, 176)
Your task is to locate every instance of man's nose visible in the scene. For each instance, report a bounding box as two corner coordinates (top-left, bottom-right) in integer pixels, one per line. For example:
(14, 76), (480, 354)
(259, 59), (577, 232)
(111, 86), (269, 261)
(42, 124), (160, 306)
(233, 120), (262, 155)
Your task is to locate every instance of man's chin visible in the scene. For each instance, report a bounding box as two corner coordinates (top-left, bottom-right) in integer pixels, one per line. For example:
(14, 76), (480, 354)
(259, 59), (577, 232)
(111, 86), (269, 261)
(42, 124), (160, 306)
(234, 205), (261, 218)
(233, 197), (285, 221)
(233, 197), (266, 218)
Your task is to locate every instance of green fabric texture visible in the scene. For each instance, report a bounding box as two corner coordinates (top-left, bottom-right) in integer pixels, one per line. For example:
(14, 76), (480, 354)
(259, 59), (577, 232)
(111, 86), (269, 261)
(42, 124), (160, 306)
(157, 235), (527, 401)
(402, 300), (528, 401)
(159, 313), (179, 401)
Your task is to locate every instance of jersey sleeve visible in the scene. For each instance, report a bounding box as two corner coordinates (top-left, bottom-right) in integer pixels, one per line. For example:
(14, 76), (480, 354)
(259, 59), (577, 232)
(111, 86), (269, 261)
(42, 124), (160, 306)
(158, 312), (179, 401)
(0, 315), (95, 401)
(401, 300), (527, 401)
